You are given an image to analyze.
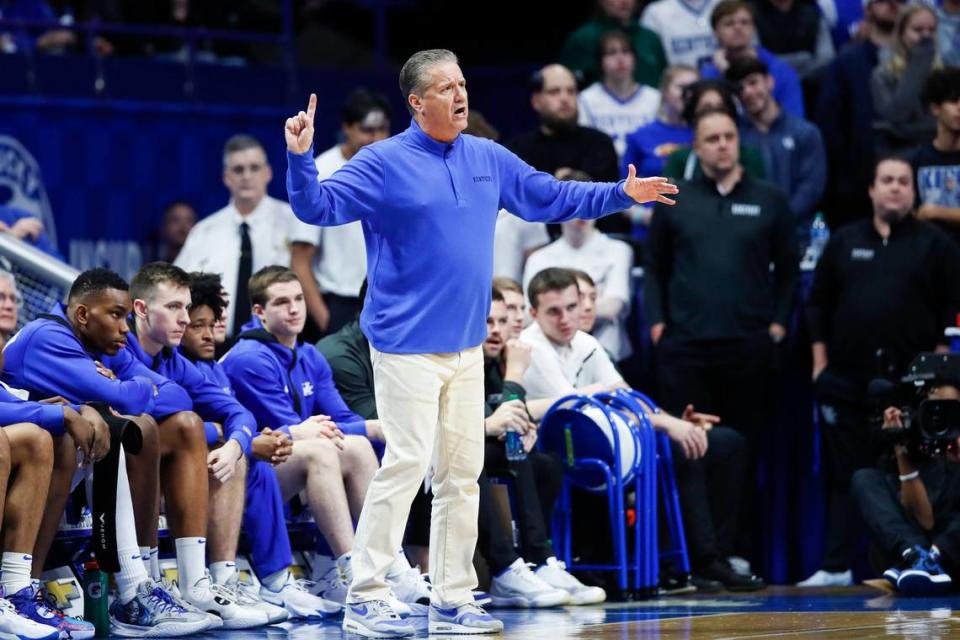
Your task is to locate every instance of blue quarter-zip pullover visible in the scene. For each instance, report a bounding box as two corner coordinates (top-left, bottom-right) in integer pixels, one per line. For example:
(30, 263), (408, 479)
(286, 119), (635, 353)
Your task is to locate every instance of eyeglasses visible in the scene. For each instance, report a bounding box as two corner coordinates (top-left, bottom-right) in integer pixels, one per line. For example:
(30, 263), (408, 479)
(227, 163), (265, 176)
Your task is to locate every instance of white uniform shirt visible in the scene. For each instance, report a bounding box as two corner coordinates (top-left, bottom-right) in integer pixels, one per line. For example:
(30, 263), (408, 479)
(522, 232), (634, 361)
(493, 209), (550, 283)
(578, 83), (661, 160)
(519, 322), (624, 401)
(174, 195), (297, 334)
(288, 145), (368, 298)
(641, 0), (720, 67)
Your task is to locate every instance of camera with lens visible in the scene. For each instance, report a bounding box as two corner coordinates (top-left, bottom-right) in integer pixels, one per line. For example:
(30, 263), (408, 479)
(869, 353), (960, 457)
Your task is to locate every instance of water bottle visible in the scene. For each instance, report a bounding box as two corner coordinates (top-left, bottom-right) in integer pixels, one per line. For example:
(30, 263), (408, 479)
(82, 559), (110, 637)
(503, 393), (527, 462)
(807, 213), (830, 267)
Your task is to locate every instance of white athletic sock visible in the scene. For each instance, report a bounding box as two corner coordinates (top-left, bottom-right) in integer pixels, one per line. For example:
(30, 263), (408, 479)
(139, 546), (152, 580)
(175, 537), (207, 593)
(149, 548), (160, 581)
(262, 569), (288, 592)
(114, 449), (149, 603)
(210, 561), (237, 585)
(1, 552), (33, 595)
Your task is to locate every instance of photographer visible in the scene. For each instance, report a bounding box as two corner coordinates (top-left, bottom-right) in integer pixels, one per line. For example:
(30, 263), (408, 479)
(802, 155), (960, 587)
(851, 356), (960, 595)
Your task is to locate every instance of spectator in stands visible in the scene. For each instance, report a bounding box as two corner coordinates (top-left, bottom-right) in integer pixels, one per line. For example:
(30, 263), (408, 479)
(148, 201), (196, 264)
(290, 89), (391, 342)
(520, 267), (763, 591)
(175, 134), (298, 342)
(559, 0), (666, 88)
(641, 0), (721, 67)
(481, 288), (604, 606)
(818, 0), (865, 50)
(645, 108), (798, 445)
(801, 155), (960, 587)
(912, 67), (960, 246)
(508, 64), (621, 185)
(493, 277), (528, 339)
(572, 270), (598, 333)
(0, 187), (61, 259)
(726, 57), (826, 244)
(852, 378), (960, 596)
(815, 0), (900, 230)
(748, 0), (835, 79)
(662, 78), (767, 180)
(113, 262), (288, 628)
(179, 271), (342, 620)
(0, 268), (220, 636)
(700, 0), (806, 117)
(623, 64), (700, 179)
(0, 0), (76, 54)
(507, 64), (625, 234)
(578, 30), (661, 161)
(937, 0), (960, 67)
(871, 4), (941, 157)
(0, 270), (19, 340)
(221, 267), (431, 610)
(523, 215), (634, 363)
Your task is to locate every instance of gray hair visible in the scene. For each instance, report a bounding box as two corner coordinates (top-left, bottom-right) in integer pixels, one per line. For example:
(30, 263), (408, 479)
(0, 269), (20, 305)
(222, 134), (265, 166)
(399, 49), (459, 116)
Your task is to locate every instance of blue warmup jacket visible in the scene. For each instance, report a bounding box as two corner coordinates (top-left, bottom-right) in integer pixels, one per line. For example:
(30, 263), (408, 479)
(188, 355), (293, 578)
(622, 120), (693, 179)
(0, 383), (72, 435)
(101, 327), (254, 455)
(220, 320), (366, 439)
(1, 304), (192, 418)
(286, 118), (635, 354)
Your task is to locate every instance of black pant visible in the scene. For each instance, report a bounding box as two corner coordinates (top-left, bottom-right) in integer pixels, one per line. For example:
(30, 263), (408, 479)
(655, 332), (774, 441)
(671, 426), (749, 571)
(484, 441), (563, 566)
(852, 463), (960, 573)
(404, 482), (432, 548)
(477, 469), (521, 575)
(815, 372), (879, 571)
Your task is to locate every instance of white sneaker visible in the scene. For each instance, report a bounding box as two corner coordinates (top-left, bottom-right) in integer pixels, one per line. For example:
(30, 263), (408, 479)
(796, 569), (853, 587)
(182, 571), (269, 629)
(343, 600), (415, 638)
(535, 557), (606, 605)
(161, 578), (223, 630)
(0, 597), (59, 640)
(386, 552), (431, 617)
(489, 558), (570, 608)
(728, 556), (753, 577)
(259, 572), (341, 619)
(312, 554), (351, 604)
(222, 573), (289, 624)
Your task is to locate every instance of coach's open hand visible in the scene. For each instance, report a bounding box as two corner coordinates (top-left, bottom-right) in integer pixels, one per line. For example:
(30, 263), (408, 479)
(285, 93), (317, 154)
(624, 163), (679, 205)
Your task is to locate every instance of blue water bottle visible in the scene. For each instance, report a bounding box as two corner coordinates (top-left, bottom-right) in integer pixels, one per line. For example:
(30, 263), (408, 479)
(503, 393), (527, 461)
(808, 213), (830, 265)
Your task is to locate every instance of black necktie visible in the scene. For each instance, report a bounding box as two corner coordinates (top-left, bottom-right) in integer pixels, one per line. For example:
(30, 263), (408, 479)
(232, 221), (253, 336)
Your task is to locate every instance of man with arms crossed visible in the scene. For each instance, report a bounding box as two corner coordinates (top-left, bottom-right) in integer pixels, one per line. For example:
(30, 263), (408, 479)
(284, 48), (678, 637)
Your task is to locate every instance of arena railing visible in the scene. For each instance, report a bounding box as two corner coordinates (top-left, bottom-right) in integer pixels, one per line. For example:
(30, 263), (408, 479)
(0, 233), (78, 329)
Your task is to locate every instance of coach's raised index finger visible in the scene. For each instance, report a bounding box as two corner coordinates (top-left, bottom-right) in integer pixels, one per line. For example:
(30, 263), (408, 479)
(306, 93), (317, 124)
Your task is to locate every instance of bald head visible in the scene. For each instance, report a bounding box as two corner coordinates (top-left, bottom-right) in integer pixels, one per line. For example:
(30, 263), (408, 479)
(531, 64), (579, 131)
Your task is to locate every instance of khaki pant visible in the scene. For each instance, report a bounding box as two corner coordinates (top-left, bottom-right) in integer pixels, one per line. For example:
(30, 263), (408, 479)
(348, 346), (485, 607)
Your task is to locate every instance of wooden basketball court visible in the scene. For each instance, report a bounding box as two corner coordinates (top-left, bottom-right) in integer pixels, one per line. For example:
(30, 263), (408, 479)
(203, 586), (960, 639)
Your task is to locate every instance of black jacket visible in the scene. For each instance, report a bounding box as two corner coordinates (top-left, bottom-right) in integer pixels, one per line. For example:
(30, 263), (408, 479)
(644, 172), (799, 341)
(806, 215), (960, 380)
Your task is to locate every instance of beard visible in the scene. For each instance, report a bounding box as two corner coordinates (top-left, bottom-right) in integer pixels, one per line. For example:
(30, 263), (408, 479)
(541, 113), (578, 135)
(876, 205), (909, 225)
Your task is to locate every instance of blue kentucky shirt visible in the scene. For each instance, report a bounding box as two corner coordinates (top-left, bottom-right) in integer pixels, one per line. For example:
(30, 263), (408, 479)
(286, 118), (635, 354)
(1, 303), (192, 418)
(101, 325), (255, 455)
(220, 319), (366, 440)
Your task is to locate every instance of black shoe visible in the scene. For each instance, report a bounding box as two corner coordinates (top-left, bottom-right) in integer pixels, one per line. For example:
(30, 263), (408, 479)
(689, 575), (724, 593)
(696, 560), (766, 592)
(658, 574), (698, 596)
